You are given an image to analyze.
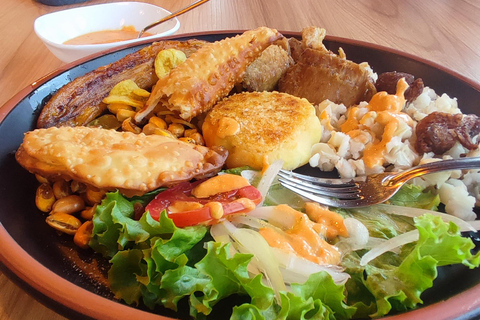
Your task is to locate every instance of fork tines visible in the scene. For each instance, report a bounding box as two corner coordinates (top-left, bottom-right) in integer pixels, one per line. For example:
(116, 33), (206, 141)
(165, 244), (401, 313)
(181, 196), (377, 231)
(277, 170), (362, 207)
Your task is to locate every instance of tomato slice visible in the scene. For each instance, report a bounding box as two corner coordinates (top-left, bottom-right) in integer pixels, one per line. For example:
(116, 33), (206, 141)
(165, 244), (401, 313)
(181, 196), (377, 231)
(145, 180), (262, 227)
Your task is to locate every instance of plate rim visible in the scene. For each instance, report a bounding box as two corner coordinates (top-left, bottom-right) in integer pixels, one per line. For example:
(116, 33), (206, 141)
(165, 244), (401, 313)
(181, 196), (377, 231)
(1, 30), (480, 320)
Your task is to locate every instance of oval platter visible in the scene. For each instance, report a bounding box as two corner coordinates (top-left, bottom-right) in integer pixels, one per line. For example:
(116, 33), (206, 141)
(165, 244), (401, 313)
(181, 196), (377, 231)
(0, 31), (480, 320)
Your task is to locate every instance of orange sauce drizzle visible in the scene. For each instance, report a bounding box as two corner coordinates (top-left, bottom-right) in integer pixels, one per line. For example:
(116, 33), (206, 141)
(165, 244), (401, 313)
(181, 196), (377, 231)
(340, 78), (410, 168)
(258, 205), (343, 265)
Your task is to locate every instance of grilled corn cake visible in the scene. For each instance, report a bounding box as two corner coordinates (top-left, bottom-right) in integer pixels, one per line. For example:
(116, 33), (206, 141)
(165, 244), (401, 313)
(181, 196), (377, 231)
(202, 91), (322, 170)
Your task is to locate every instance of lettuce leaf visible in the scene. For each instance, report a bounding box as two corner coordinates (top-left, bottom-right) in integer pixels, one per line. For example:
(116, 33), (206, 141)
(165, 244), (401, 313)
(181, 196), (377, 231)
(231, 272), (355, 320)
(343, 214), (480, 318)
(388, 184), (440, 211)
(91, 191), (480, 320)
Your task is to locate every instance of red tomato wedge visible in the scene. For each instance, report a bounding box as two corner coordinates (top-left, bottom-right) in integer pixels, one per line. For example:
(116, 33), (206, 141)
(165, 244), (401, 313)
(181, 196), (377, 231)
(146, 180), (262, 227)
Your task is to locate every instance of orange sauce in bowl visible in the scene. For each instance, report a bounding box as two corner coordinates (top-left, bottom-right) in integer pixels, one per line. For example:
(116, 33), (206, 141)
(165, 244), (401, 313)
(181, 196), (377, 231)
(63, 25), (154, 45)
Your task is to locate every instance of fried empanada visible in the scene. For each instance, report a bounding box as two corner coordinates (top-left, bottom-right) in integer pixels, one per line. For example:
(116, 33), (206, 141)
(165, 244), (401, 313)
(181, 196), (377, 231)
(16, 126), (227, 196)
(135, 27), (283, 123)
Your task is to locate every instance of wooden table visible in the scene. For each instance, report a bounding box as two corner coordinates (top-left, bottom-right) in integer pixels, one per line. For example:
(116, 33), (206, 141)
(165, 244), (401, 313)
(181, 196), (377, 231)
(1, 0), (479, 319)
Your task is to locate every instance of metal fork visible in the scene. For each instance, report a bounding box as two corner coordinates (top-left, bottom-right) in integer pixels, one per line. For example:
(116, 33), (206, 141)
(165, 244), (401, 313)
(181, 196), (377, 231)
(278, 157), (480, 208)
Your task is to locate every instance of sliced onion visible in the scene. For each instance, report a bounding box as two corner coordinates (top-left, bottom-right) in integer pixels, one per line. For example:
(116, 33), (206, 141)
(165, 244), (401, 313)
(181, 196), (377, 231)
(335, 218), (369, 252)
(465, 220), (480, 231)
(218, 220), (286, 303)
(241, 170), (261, 185)
(375, 204), (476, 232)
(229, 214), (271, 231)
(360, 230), (419, 266)
(256, 159), (284, 206)
(210, 223), (233, 244)
(247, 205), (297, 230)
(271, 247), (349, 285)
(211, 223), (264, 275)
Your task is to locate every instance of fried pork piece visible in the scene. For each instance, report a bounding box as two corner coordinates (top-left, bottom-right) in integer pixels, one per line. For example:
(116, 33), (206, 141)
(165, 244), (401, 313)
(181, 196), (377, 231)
(278, 27), (376, 106)
(242, 44), (294, 92)
(415, 111), (480, 154)
(15, 126), (228, 196)
(37, 39), (206, 128)
(375, 71), (424, 102)
(135, 27), (283, 123)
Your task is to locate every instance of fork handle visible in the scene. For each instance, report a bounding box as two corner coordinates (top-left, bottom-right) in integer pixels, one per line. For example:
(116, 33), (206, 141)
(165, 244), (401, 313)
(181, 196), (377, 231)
(387, 157), (480, 186)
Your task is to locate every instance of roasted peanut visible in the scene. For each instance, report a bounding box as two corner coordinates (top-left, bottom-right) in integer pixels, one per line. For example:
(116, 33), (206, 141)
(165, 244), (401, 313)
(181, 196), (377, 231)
(80, 205), (97, 220)
(148, 116), (168, 130)
(35, 174), (49, 184)
(142, 123), (158, 135)
(184, 128), (198, 138)
(52, 180), (71, 199)
(70, 180), (87, 193)
(170, 117), (196, 129)
(35, 183), (56, 212)
(116, 109), (136, 122)
(168, 123), (185, 138)
(121, 117), (142, 134)
(179, 137), (196, 144)
(74, 221), (94, 249)
(190, 132), (205, 146)
(46, 213), (82, 235)
(85, 187), (106, 205)
(143, 124), (175, 138)
(51, 195), (85, 215)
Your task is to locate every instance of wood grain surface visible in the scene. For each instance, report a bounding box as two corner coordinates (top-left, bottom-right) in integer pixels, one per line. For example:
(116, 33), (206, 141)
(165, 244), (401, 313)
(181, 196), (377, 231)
(1, 0), (480, 319)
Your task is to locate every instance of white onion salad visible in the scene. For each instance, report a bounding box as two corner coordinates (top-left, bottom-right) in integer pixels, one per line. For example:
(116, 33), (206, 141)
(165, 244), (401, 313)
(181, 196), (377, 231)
(227, 159), (479, 295)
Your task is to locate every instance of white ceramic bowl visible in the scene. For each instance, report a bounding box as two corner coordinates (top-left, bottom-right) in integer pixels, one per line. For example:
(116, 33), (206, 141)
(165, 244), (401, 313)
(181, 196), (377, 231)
(34, 2), (180, 63)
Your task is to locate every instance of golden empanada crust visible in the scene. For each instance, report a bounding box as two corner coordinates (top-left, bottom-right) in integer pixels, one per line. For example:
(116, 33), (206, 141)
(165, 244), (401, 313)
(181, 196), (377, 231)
(16, 126), (227, 196)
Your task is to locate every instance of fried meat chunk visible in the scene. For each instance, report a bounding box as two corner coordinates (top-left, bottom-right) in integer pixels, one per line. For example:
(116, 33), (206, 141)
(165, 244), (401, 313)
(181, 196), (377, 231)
(135, 27), (283, 123)
(375, 71), (424, 102)
(37, 39), (206, 128)
(415, 111), (480, 154)
(16, 126), (228, 196)
(242, 44), (294, 92)
(278, 27), (376, 106)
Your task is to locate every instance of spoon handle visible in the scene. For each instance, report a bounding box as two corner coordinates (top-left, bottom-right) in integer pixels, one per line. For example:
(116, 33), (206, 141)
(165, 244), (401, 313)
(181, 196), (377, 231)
(138, 0), (211, 38)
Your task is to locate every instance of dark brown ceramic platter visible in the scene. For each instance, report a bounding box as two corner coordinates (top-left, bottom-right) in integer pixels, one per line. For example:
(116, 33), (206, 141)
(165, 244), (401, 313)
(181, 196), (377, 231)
(1, 31), (480, 320)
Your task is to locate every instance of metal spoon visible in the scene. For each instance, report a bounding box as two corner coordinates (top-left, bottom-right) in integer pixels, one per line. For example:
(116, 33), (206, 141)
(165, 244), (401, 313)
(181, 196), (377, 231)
(137, 0), (211, 38)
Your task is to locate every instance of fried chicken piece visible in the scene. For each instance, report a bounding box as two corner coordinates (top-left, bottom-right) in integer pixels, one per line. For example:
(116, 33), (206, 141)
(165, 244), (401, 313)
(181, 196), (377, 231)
(16, 126), (227, 196)
(135, 27), (283, 123)
(37, 39), (206, 128)
(242, 44), (294, 92)
(278, 27), (376, 106)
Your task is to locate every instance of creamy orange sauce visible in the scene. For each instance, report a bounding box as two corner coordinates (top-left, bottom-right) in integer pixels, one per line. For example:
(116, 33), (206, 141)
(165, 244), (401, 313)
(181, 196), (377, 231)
(304, 202), (348, 239)
(216, 117), (241, 138)
(340, 78), (411, 168)
(258, 204), (342, 265)
(63, 26), (154, 45)
(340, 106), (360, 133)
(191, 173), (250, 198)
